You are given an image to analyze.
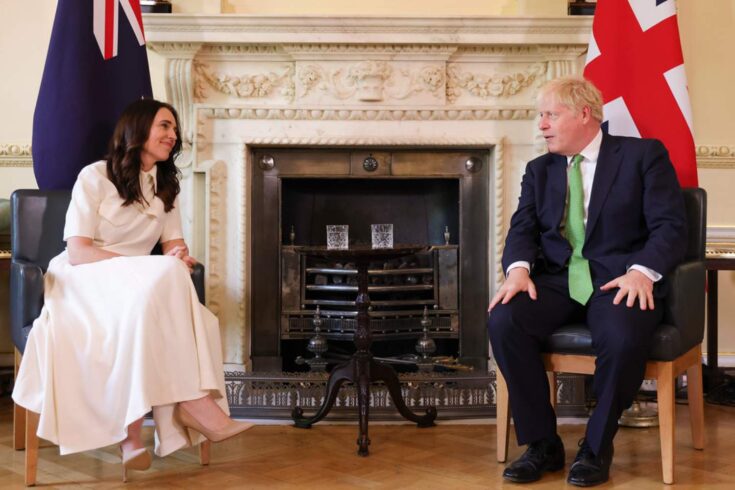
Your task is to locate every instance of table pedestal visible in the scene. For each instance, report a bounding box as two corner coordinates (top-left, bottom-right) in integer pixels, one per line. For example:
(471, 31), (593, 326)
(291, 248), (437, 456)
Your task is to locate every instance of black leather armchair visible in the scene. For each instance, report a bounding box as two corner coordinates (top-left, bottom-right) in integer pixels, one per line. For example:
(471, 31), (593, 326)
(495, 187), (706, 485)
(10, 189), (208, 485)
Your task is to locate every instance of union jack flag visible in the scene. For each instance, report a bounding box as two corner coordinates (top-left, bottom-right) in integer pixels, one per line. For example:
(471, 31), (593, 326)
(32, 0), (152, 190)
(93, 0), (146, 60)
(584, 0), (697, 187)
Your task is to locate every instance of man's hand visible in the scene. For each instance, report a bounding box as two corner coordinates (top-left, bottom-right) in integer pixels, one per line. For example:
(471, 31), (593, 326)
(488, 268), (537, 312)
(600, 269), (655, 310)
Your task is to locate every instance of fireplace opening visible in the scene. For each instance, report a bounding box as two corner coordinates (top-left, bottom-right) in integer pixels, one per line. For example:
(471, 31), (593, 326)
(280, 178), (461, 372)
(281, 178), (459, 248)
(251, 148), (489, 373)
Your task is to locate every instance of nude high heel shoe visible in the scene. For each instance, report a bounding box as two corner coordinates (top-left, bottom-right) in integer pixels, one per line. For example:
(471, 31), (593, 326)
(120, 446), (152, 483)
(174, 405), (254, 443)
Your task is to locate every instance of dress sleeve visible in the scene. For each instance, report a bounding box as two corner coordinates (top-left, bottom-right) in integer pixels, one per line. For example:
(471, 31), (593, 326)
(63, 166), (104, 241)
(160, 196), (184, 243)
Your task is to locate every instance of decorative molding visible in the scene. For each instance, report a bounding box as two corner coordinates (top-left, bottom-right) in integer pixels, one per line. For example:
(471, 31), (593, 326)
(199, 106), (537, 121)
(707, 226), (735, 243)
(283, 43), (458, 60)
(150, 43), (203, 173)
(143, 15), (593, 46)
(297, 61), (444, 102)
(493, 139), (506, 289)
(697, 145), (735, 169)
(0, 144), (33, 167)
(147, 42), (202, 56)
(205, 160), (227, 316)
(446, 63), (546, 103)
(194, 61), (295, 101)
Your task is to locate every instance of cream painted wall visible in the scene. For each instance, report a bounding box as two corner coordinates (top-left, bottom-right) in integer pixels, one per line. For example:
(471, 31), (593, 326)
(1, 0), (734, 358)
(0, 0), (56, 195)
(175, 0), (567, 16)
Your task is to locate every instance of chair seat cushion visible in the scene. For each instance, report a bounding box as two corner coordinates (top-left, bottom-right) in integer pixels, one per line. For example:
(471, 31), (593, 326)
(542, 323), (686, 362)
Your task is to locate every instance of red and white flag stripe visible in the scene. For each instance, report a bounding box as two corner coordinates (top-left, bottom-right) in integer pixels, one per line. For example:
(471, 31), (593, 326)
(584, 0), (697, 187)
(93, 0), (146, 60)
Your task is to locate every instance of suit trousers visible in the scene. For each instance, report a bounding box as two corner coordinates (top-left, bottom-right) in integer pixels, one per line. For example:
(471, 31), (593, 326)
(487, 271), (662, 455)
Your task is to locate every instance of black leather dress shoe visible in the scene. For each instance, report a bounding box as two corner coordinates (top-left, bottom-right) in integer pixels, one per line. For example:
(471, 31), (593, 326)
(567, 438), (614, 487)
(502, 434), (565, 483)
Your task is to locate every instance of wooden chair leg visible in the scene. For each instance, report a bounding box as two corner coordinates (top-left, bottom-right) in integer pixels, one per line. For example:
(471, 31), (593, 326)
(686, 361), (705, 450)
(25, 410), (39, 487)
(199, 440), (211, 466)
(547, 372), (557, 410)
(495, 367), (511, 463)
(14, 349), (26, 451)
(657, 363), (676, 485)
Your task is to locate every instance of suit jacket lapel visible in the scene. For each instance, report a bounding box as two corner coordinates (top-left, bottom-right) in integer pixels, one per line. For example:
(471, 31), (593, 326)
(548, 153), (568, 228)
(586, 133), (622, 240)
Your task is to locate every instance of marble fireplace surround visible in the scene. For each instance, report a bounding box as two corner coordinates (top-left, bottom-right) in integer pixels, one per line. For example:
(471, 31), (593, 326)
(144, 15), (592, 371)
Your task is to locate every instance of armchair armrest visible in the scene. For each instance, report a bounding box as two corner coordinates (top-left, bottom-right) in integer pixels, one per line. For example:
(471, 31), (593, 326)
(662, 260), (706, 351)
(191, 262), (205, 305)
(10, 258), (44, 354)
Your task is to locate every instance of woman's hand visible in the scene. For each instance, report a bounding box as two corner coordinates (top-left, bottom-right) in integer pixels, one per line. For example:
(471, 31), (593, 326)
(67, 236), (121, 265)
(162, 240), (197, 273)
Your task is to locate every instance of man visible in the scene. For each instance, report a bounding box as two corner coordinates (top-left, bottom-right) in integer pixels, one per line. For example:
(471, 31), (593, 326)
(487, 76), (687, 486)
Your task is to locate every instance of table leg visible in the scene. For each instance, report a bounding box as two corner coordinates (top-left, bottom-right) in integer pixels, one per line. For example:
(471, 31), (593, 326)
(707, 269), (718, 370)
(371, 359), (437, 427)
(292, 359), (354, 428)
(356, 355), (371, 456)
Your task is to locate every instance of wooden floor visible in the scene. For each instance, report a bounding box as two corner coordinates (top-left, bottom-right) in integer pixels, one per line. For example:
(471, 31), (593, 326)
(1, 397), (734, 489)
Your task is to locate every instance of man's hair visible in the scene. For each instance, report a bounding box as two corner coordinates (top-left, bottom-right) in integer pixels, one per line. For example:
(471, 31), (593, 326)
(537, 76), (604, 122)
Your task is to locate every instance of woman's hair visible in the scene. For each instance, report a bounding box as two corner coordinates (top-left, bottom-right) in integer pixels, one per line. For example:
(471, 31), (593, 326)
(537, 76), (604, 122)
(106, 98), (182, 212)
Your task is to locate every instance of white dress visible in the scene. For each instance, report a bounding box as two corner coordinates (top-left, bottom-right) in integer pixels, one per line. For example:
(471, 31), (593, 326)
(12, 161), (228, 457)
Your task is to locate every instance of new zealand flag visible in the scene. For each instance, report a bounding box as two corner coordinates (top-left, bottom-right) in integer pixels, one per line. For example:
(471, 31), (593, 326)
(32, 0), (152, 190)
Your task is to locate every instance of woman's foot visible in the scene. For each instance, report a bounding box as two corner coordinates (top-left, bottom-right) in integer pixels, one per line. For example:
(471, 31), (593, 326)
(120, 417), (151, 482)
(176, 396), (254, 443)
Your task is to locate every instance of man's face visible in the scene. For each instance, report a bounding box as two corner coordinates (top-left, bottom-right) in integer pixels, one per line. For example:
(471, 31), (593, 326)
(537, 96), (591, 156)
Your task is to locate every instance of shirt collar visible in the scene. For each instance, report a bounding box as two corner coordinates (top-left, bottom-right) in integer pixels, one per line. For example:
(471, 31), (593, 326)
(566, 129), (603, 165)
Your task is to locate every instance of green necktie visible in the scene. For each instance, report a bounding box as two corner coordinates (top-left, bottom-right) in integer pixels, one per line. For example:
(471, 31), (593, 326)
(566, 154), (593, 305)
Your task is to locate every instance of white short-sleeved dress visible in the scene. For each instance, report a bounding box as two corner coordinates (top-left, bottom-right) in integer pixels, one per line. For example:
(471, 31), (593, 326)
(12, 161), (228, 457)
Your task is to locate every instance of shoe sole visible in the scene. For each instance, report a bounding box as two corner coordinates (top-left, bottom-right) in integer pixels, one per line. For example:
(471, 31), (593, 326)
(503, 462), (565, 483)
(567, 477), (609, 487)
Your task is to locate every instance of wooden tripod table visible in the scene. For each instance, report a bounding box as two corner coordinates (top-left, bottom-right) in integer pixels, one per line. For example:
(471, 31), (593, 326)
(291, 245), (437, 456)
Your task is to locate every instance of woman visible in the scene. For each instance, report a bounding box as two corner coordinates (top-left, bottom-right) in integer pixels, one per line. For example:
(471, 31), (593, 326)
(12, 99), (252, 481)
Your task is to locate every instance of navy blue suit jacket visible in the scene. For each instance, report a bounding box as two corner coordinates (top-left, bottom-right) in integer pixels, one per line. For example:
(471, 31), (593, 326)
(502, 133), (688, 292)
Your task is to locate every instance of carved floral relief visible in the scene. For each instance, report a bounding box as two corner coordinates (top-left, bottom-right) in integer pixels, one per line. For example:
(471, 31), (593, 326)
(193, 61), (295, 102)
(297, 61), (445, 103)
(446, 63), (546, 103)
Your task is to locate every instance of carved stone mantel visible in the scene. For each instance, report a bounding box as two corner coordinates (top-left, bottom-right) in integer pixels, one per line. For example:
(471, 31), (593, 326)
(143, 15), (591, 371)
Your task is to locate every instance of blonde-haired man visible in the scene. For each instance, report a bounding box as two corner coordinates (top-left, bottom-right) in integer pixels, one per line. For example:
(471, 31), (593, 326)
(488, 76), (687, 486)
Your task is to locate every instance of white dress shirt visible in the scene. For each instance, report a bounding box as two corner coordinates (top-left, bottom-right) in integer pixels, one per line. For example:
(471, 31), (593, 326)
(507, 130), (661, 283)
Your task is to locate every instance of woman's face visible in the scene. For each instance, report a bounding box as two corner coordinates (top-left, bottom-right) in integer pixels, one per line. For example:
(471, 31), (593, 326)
(140, 108), (178, 171)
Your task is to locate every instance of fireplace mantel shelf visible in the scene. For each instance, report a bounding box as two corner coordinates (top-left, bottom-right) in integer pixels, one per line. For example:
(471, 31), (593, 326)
(143, 14), (592, 45)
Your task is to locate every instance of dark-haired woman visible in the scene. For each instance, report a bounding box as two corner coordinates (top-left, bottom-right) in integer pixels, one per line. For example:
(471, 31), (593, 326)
(13, 99), (252, 480)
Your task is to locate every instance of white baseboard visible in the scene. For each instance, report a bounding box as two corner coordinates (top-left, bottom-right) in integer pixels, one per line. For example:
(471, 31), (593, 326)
(715, 354), (735, 368)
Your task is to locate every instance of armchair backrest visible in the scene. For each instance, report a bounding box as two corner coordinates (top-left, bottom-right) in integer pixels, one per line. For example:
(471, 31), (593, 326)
(11, 190), (72, 272)
(660, 187), (707, 355)
(681, 187), (706, 262)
